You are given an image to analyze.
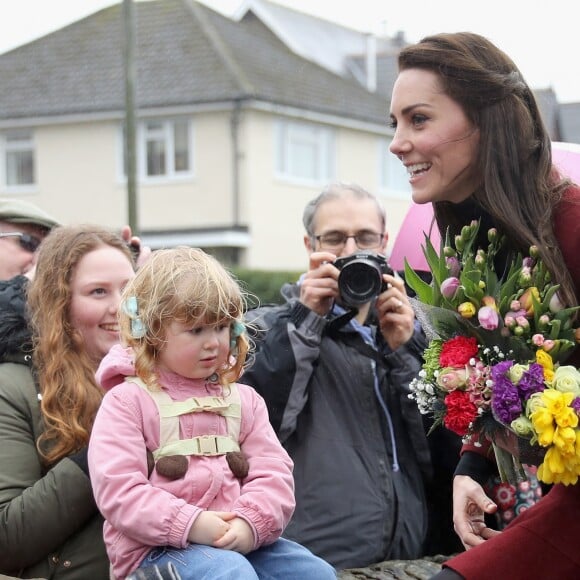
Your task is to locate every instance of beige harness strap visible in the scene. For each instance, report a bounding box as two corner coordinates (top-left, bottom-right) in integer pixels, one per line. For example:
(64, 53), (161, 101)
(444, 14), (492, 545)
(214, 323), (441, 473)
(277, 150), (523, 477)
(127, 376), (242, 459)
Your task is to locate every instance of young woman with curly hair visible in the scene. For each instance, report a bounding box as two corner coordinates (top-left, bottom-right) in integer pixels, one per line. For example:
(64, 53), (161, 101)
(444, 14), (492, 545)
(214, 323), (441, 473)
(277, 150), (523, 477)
(0, 224), (135, 579)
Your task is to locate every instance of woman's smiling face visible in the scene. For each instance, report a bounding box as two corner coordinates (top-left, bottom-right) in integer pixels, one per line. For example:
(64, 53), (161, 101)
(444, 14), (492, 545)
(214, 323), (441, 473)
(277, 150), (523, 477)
(389, 68), (481, 205)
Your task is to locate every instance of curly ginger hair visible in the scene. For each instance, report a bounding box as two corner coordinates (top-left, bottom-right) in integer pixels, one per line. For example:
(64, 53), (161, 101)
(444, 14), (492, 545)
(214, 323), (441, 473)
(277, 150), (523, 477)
(28, 224), (133, 465)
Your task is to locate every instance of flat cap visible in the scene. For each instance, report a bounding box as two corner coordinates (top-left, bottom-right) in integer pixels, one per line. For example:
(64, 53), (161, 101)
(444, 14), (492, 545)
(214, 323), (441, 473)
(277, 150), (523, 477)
(0, 198), (59, 230)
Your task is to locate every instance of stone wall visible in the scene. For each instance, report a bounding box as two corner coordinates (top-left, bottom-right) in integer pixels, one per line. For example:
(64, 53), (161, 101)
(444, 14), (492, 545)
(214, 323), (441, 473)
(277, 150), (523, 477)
(337, 555), (451, 579)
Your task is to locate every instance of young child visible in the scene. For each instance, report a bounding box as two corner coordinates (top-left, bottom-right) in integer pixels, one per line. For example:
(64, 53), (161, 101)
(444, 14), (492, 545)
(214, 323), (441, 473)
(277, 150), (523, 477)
(88, 247), (336, 580)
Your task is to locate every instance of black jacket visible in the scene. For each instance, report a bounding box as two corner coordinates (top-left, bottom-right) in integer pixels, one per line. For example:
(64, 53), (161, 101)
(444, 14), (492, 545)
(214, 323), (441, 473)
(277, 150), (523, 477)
(241, 283), (432, 569)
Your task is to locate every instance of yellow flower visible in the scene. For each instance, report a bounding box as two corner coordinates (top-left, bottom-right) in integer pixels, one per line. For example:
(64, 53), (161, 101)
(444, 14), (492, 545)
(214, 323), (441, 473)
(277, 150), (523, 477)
(544, 389), (575, 416)
(543, 446), (580, 484)
(520, 286), (540, 316)
(553, 426), (577, 454)
(555, 406), (579, 430)
(544, 446), (566, 475)
(481, 295), (498, 310)
(530, 390), (577, 447)
(536, 350), (554, 374)
(536, 422), (555, 447)
(458, 302), (476, 318)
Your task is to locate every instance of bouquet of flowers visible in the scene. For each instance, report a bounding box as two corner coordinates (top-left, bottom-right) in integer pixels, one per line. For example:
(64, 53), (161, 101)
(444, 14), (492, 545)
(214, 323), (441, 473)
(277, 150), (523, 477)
(405, 220), (580, 485)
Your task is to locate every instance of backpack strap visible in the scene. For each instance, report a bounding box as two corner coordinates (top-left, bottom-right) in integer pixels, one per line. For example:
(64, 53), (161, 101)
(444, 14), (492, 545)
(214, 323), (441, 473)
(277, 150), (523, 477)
(126, 376), (242, 460)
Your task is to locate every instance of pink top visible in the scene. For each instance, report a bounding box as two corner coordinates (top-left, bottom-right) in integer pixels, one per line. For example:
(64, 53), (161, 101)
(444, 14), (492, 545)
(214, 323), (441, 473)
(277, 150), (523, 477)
(88, 344), (295, 578)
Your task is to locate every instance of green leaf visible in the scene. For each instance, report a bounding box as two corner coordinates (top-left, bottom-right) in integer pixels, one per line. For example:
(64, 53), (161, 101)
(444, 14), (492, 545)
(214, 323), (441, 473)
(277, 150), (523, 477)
(404, 258), (434, 304)
(423, 236), (446, 285)
(461, 269), (484, 305)
(549, 318), (561, 339)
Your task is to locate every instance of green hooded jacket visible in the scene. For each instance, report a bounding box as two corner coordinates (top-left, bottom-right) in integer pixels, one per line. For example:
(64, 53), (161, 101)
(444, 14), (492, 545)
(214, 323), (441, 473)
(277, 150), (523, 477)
(0, 276), (109, 579)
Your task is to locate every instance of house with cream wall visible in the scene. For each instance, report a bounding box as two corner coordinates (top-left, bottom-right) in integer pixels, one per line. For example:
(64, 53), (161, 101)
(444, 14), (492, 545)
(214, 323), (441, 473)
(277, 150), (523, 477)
(0, 0), (419, 270)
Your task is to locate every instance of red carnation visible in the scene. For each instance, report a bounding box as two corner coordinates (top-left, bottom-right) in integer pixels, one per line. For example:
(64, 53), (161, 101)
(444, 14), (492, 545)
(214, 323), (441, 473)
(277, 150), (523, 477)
(439, 336), (478, 367)
(443, 390), (478, 436)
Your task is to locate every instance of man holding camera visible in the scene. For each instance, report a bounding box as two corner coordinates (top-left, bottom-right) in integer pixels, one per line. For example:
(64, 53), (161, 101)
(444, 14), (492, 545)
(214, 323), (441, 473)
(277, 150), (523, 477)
(240, 183), (432, 570)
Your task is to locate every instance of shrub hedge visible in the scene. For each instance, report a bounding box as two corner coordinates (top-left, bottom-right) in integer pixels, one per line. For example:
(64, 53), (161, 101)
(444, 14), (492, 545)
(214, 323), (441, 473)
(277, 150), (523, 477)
(231, 268), (301, 308)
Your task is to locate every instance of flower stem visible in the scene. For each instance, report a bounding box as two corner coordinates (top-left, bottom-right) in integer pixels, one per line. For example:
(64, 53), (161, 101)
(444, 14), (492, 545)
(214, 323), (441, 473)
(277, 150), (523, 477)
(492, 442), (527, 485)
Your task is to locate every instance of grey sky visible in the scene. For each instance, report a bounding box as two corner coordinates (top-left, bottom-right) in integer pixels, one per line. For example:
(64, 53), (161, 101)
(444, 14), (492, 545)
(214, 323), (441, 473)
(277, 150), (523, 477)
(1, 0), (577, 102)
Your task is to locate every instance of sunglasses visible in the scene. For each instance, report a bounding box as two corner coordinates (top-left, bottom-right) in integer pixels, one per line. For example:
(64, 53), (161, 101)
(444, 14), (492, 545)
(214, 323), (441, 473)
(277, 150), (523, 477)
(0, 231), (43, 252)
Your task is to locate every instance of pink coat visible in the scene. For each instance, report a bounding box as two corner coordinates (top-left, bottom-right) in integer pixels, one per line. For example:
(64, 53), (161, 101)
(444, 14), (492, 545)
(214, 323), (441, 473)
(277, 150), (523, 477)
(88, 344), (295, 578)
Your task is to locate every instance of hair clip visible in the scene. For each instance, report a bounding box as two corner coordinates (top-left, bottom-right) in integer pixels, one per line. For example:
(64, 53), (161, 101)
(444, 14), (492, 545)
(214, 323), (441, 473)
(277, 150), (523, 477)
(230, 320), (245, 348)
(122, 296), (146, 339)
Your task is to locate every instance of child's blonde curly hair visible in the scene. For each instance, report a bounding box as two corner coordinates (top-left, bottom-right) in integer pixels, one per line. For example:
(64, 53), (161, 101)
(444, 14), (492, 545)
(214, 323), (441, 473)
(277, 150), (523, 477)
(119, 246), (250, 389)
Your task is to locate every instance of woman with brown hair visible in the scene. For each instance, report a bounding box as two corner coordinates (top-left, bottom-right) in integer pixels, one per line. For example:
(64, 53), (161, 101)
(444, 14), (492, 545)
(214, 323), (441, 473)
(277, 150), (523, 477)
(0, 225), (135, 579)
(389, 32), (580, 578)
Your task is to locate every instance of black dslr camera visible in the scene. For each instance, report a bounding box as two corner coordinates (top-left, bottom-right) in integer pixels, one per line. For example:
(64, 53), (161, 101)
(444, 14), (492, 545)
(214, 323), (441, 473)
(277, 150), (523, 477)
(334, 251), (394, 307)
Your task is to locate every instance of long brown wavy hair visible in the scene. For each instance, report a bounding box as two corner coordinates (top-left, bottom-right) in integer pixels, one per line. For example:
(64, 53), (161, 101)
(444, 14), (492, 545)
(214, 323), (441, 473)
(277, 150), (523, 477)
(28, 224), (133, 466)
(397, 32), (577, 307)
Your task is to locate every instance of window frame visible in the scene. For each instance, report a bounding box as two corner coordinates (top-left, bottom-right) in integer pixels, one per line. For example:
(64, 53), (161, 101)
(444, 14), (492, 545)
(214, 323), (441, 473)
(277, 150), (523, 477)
(1, 130), (36, 191)
(119, 117), (194, 183)
(275, 119), (335, 185)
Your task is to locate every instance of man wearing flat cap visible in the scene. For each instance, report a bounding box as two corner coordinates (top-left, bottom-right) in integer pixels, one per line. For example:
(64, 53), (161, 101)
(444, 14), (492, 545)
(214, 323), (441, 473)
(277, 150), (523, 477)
(0, 198), (58, 281)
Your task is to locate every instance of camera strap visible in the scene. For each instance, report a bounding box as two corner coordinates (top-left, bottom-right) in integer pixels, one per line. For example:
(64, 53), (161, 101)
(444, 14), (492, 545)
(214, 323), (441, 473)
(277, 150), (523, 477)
(325, 307), (358, 333)
(325, 310), (392, 371)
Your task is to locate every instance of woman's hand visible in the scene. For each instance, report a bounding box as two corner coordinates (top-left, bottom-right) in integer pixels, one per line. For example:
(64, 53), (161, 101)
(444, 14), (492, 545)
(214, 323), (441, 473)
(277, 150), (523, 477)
(120, 225), (152, 268)
(453, 475), (500, 549)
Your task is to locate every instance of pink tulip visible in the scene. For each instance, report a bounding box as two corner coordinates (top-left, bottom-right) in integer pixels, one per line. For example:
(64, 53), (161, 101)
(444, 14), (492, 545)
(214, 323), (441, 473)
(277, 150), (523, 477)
(543, 340), (556, 351)
(516, 316), (529, 329)
(441, 277), (460, 299)
(478, 306), (499, 330)
(532, 334), (545, 346)
(445, 256), (461, 277)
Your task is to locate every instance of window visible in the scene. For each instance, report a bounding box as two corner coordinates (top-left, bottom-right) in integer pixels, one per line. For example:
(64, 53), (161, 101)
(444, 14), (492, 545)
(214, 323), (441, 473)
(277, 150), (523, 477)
(379, 138), (410, 199)
(122, 118), (193, 181)
(275, 120), (334, 184)
(2, 131), (35, 188)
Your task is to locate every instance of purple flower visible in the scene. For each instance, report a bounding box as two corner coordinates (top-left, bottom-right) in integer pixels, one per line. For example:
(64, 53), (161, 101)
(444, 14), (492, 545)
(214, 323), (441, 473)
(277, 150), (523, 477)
(491, 361), (522, 424)
(572, 397), (580, 416)
(517, 363), (546, 401)
(493, 360), (514, 377)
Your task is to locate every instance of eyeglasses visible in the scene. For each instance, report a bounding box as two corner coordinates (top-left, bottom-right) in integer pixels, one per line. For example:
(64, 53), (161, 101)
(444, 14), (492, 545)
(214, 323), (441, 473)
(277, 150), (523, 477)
(314, 231), (383, 250)
(0, 231), (43, 253)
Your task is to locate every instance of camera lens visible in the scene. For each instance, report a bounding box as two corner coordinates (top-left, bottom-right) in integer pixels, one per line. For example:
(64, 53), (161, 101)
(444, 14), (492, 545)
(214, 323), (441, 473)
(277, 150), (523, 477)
(338, 260), (382, 306)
